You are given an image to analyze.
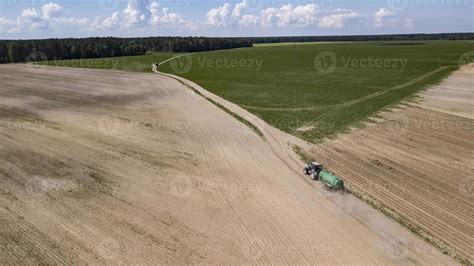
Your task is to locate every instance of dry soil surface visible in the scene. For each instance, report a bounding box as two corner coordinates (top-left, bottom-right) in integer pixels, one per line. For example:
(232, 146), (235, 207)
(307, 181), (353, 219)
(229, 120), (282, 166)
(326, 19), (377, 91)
(307, 65), (474, 262)
(0, 64), (455, 264)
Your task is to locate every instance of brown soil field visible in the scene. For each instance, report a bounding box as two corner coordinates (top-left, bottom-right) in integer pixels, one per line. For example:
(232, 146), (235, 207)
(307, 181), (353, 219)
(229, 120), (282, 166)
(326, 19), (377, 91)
(0, 64), (455, 264)
(306, 65), (473, 263)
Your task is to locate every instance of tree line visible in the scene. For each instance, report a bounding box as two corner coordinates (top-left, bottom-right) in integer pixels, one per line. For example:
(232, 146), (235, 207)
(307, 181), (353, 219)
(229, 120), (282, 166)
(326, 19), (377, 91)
(248, 32), (474, 44)
(0, 33), (472, 64)
(0, 37), (253, 64)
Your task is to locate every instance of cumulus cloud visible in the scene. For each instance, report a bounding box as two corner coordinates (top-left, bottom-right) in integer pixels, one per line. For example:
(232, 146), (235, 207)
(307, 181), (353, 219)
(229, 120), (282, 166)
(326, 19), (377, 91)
(207, 3), (232, 27)
(233, 0), (248, 17)
(18, 7), (48, 30)
(122, 0), (150, 28)
(42, 3), (64, 19)
(205, 2), (318, 28)
(259, 4), (318, 27)
(239, 14), (259, 27)
(318, 9), (359, 29)
(374, 8), (395, 28)
(3, 0), (193, 34)
(0, 1), (414, 37)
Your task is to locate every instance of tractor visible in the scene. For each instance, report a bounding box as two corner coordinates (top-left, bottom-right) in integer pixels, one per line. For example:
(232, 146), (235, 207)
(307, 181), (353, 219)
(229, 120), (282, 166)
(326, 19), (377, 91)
(304, 162), (344, 190)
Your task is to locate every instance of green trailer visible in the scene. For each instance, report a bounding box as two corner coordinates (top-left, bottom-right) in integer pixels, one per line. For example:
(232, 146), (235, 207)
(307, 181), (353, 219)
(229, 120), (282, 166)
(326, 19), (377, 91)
(319, 171), (344, 190)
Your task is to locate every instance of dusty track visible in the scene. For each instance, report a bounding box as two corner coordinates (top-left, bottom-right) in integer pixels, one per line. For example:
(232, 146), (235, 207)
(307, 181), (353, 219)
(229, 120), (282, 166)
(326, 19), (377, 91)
(306, 65), (474, 262)
(0, 64), (454, 264)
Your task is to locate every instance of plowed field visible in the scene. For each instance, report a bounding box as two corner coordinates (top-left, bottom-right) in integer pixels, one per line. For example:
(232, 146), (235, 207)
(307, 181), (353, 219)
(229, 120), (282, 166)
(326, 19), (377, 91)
(0, 64), (455, 264)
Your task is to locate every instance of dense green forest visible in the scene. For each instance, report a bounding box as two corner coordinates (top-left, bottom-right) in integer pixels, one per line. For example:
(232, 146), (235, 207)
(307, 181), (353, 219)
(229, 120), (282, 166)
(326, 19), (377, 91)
(0, 37), (253, 63)
(0, 33), (472, 64)
(248, 32), (474, 44)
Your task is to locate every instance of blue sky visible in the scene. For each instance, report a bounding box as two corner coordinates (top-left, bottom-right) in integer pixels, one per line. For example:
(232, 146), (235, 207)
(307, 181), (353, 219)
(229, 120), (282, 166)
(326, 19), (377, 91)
(0, 0), (472, 39)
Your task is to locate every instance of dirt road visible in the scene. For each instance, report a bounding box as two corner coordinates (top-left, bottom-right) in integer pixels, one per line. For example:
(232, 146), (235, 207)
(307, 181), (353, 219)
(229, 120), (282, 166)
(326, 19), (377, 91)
(0, 64), (454, 264)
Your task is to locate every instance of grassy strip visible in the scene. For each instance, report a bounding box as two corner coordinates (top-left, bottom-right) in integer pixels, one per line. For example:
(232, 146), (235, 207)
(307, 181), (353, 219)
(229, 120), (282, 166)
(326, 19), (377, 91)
(292, 145), (313, 163)
(163, 74), (264, 139)
(292, 145), (472, 266)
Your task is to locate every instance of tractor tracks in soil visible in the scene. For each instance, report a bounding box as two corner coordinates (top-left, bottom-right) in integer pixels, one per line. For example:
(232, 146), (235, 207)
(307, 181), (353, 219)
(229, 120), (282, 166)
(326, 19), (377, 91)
(0, 64), (459, 264)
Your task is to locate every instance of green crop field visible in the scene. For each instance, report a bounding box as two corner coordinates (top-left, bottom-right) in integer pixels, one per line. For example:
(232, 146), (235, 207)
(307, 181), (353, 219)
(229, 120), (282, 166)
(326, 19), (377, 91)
(253, 41), (340, 47)
(41, 41), (473, 143)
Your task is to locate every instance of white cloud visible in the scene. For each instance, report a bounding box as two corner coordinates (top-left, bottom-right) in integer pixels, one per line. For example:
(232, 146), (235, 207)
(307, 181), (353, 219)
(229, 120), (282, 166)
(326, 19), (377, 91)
(1, 1), (418, 38)
(0, 17), (17, 33)
(18, 7), (48, 30)
(207, 3), (232, 27)
(205, 2), (318, 28)
(122, 0), (150, 28)
(292, 4), (318, 26)
(259, 4), (318, 28)
(233, 0), (248, 17)
(374, 8), (395, 28)
(150, 5), (186, 26)
(239, 14), (259, 27)
(42, 3), (64, 20)
(318, 9), (359, 29)
(91, 12), (120, 30)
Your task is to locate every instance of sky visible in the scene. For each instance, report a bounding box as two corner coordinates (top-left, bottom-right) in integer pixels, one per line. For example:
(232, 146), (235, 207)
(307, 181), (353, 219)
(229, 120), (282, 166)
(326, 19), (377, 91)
(0, 0), (472, 39)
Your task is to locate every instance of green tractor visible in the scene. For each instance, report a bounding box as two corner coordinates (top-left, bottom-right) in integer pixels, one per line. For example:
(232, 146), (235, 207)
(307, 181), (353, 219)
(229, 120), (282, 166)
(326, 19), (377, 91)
(304, 162), (344, 190)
